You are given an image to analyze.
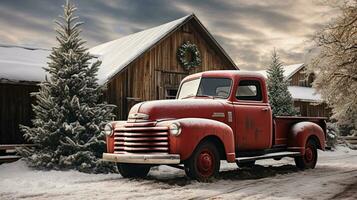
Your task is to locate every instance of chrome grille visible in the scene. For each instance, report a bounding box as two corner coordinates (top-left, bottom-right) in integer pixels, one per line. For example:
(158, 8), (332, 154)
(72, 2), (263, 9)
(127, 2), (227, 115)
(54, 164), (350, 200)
(114, 126), (169, 153)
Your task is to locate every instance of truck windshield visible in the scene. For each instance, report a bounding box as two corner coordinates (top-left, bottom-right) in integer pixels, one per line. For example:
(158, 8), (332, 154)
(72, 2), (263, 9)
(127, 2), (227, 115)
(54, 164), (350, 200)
(177, 78), (232, 99)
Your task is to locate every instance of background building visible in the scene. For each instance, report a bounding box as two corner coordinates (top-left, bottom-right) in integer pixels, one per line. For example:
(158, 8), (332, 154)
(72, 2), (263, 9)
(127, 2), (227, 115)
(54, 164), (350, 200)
(256, 63), (330, 117)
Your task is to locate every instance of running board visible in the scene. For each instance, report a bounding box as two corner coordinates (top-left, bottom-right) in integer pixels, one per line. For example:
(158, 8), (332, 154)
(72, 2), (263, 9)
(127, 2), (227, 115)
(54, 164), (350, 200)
(236, 151), (301, 163)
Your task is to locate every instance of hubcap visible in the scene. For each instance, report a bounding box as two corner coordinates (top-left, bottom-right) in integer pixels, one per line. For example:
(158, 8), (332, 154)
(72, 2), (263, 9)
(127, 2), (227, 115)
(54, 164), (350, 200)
(197, 149), (215, 177)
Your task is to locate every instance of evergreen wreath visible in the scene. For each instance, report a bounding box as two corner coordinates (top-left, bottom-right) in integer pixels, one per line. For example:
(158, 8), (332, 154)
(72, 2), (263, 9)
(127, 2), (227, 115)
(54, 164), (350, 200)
(177, 41), (202, 70)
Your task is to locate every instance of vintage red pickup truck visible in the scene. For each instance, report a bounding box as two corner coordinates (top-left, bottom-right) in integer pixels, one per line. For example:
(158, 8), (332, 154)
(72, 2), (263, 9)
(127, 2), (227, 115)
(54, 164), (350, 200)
(102, 70), (326, 181)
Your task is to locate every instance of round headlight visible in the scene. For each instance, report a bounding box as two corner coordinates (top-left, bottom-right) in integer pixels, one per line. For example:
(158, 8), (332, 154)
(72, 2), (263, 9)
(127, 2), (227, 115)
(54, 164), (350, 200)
(104, 123), (114, 136)
(169, 122), (181, 136)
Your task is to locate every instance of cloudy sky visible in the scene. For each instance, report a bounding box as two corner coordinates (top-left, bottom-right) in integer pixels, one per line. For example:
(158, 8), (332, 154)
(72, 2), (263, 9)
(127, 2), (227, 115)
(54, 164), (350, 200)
(0, 0), (336, 70)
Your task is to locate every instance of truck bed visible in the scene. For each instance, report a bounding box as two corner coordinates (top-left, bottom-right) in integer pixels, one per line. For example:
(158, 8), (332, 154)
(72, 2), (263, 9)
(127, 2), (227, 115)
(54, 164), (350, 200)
(273, 116), (327, 147)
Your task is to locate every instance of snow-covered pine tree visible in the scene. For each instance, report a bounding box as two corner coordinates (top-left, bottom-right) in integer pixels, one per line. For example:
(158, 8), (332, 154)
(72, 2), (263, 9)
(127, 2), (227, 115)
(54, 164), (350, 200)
(266, 50), (297, 116)
(17, 1), (116, 173)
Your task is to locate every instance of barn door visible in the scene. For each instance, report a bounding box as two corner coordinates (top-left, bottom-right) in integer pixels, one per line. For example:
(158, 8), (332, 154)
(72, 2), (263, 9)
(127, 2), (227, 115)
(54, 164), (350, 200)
(155, 70), (188, 100)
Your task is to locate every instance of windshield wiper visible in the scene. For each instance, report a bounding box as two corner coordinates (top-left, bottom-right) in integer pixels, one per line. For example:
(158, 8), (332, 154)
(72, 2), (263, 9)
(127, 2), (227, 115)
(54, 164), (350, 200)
(213, 96), (226, 99)
(197, 94), (214, 98)
(181, 94), (195, 99)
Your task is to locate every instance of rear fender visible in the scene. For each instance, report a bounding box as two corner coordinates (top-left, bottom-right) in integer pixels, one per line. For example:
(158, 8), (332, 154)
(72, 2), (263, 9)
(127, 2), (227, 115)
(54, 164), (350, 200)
(288, 121), (325, 154)
(157, 118), (236, 162)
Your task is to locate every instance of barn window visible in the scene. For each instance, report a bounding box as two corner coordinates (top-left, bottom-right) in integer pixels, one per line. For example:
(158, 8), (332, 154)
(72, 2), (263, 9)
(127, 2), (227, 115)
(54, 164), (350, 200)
(298, 73), (315, 87)
(298, 79), (308, 87)
(307, 73), (315, 87)
(165, 88), (178, 99)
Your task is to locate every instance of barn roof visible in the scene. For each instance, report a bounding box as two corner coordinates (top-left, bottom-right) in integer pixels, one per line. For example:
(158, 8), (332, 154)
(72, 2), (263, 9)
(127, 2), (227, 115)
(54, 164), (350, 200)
(0, 45), (50, 83)
(89, 14), (238, 84)
(0, 14), (237, 85)
(253, 63), (323, 102)
(255, 63), (304, 79)
(288, 86), (322, 103)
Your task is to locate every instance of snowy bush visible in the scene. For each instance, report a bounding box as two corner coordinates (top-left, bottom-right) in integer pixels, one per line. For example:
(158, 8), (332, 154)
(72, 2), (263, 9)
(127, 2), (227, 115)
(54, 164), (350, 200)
(17, 1), (117, 173)
(326, 122), (339, 148)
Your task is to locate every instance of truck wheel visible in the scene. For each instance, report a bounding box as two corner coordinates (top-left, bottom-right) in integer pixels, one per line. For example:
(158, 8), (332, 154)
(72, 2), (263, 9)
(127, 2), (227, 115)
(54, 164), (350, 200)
(294, 139), (318, 170)
(236, 161), (256, 168)
(184, 141), (220, 182)
(117, 163), (151, 178)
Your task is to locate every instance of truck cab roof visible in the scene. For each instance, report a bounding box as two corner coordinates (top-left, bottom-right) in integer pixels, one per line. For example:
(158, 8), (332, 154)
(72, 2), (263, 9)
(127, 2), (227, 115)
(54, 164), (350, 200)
(180, 70), (269, 103)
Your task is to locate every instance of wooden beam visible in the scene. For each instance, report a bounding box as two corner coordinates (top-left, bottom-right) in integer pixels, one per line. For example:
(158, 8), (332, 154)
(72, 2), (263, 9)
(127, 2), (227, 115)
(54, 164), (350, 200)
(0, 155), (21, 163)
(0, 144), (37, 150)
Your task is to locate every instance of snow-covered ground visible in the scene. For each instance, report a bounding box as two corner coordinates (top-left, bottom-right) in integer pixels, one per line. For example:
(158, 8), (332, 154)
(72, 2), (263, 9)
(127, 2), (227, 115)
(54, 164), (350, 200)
(0, 147), (356, 200)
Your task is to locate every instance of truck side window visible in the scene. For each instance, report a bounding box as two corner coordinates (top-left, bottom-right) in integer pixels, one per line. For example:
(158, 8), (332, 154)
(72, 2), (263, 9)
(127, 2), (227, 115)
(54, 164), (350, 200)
(236, 80), (262, 101)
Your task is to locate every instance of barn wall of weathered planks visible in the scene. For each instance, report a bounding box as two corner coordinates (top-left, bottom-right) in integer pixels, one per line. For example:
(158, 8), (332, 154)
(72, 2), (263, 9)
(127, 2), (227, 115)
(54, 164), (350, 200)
(0, 83), (38, 144)
(106, 19), (236, 119)
(293, 101), (330, 118)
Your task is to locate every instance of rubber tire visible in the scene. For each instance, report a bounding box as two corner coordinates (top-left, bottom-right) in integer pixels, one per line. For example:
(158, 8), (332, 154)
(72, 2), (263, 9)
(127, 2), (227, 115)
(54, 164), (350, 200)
(184, 141), (220, 182)
(236, 161), (256, 168)
(294, 139), (318, 170)
(117, 163), (151, 178)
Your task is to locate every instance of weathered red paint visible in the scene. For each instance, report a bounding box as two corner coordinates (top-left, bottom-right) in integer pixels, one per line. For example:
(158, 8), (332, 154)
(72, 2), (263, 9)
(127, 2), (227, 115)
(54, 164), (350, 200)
(287, 121), (326, 154)
(106, 136), (115, 153)
(274, 117), (326, 153)
(106, 121), (127, 153)
(105, 70), (326, 166)
(157, 118), (235, 162)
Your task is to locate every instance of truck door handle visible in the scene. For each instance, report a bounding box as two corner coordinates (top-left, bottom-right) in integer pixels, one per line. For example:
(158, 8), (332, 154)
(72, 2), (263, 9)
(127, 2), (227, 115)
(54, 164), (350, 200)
(262, 108), (269, 111)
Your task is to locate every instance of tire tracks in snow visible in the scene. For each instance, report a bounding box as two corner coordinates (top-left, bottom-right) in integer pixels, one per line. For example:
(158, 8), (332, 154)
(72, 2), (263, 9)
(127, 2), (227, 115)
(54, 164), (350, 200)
(319, 154), (357, 162)
(329, 177), (357, 200)
(191, 169), (357, 200)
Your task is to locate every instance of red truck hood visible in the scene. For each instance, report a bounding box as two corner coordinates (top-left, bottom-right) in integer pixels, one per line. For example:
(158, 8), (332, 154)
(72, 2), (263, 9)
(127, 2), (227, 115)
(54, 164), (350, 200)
(129, 99), (229, 122)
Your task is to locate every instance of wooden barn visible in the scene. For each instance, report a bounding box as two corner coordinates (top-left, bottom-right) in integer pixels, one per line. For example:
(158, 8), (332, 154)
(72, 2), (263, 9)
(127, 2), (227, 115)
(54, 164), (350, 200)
(256, 64), (331, 117)
(89, 14), (238, 119)
(0, 14), (237, 148)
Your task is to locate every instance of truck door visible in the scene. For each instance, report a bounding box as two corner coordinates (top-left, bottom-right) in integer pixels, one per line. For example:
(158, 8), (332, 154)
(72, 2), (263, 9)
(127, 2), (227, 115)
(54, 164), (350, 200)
(233, 79), (272, 151)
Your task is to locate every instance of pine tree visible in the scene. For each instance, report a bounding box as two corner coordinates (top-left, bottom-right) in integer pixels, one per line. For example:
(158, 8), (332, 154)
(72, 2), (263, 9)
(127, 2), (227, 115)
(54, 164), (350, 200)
(17, 1), (116, 173)
(266, 50), (297, 116)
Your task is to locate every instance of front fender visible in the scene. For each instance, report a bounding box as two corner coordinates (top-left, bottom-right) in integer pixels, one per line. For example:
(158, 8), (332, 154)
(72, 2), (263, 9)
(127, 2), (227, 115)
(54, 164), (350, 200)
(105, 121), (126, 153)
(288, 121), (325, 154)
(157, 118), (236, 162)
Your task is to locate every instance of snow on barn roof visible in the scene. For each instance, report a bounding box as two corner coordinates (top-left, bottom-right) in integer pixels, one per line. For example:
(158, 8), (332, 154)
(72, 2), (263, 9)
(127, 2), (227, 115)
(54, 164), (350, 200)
(89, 14), (191, 84)
(255, 63), (305, 79)
(0, 45), (50, 83)
(288, 86), (322, 103)
(0, 15), (191, 84)
(0, 15), (192, 84)
(0, 14), (236, 85)
(89, 14), (237, 84)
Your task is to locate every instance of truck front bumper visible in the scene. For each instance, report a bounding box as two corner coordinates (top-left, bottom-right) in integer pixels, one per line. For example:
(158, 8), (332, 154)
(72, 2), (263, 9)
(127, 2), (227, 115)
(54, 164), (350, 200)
(102, 153), (181, 164)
